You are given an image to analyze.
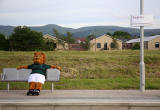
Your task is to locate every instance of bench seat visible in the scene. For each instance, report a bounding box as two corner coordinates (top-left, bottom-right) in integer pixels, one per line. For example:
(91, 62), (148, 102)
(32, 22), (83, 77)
(1, 68), (60, 92)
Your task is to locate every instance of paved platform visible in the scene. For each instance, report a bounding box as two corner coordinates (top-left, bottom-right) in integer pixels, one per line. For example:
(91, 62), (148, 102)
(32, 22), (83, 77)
(0, 90), (160, 103)
(0, 90), (160, 110)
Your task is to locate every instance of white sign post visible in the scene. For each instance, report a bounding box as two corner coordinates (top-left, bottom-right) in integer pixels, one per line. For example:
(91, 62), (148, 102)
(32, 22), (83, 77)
(130, 0), (153, 92)
(139, 0), (145, 93)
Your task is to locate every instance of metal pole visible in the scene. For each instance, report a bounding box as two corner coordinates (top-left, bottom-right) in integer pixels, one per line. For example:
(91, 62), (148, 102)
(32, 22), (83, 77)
(51, 82), (54, 93)
(7, 82), (10, 92)
(95, 38), (96, 52)
(140, 0), (145, 92)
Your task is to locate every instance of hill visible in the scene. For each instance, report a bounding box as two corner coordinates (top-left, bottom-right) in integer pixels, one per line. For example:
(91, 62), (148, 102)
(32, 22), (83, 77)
(0, 24), (160, 37)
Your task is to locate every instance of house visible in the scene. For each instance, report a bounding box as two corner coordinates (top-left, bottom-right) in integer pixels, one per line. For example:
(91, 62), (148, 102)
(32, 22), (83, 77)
(89, 34), (122, 51)
(122, 43), (133, 49)
(43, 34), (69, 50)
(124, 35), (160, 50)
(75, 38), (86, 44)
(69, 44), (87, 51)
(68, 37), (87, 51)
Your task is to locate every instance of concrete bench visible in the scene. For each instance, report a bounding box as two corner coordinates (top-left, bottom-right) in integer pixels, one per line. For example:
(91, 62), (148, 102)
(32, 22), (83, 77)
(1, 68), (60, 92)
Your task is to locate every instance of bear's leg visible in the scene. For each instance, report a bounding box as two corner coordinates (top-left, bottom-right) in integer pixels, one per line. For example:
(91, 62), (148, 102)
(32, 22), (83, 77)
(27, 82), (36, 96)
(35, 82), (43, 95)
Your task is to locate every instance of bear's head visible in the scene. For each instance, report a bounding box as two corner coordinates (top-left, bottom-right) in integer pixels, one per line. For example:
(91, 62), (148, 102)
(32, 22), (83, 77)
(33, 52), (45, 64)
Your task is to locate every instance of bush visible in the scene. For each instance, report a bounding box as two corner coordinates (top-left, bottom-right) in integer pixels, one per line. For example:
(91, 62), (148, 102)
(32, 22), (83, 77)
(132, 43), (140, 50)
(0, 33), (9, 50)
(9, 26), (45, 51)
(43, 39), (56, 51)
(111, 38), (119, 49)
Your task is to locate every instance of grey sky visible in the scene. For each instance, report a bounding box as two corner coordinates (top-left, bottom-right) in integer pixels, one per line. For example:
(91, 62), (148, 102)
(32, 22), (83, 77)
(0, 0), (160, 28)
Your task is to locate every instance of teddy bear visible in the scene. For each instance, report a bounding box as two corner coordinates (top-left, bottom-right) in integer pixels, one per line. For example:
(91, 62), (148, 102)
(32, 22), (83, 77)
(17, 52), (61, 96)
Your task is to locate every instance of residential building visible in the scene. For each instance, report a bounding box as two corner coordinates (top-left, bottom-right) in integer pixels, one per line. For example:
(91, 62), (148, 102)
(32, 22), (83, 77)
(43, 34), (69, 50)
(69, 44), (87, 51)
(89, 34), (122, 51)
(122, 43), (133, 49)
(75, 38), (86, 44)
(125, 35), (160, 50)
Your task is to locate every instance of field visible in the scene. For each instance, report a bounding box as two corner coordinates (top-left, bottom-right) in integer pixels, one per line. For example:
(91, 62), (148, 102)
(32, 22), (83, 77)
(0, 50), (160, 90)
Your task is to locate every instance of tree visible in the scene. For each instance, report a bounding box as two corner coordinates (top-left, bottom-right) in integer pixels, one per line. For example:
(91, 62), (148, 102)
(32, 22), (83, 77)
(110, 38), (118, 49)
(81, 34), (96, 50)
(132, 43), (140, 50)
(53, 29), (75, 43)
(113, 31), (131, 40)
(53, 29), (66, 49)
(106, 32), (113, 36)
(43, 38), (56, 51)
(53, 29), (62, 39)
(9, 26), (44, 51)
(53, 29), (75, 50)
(0, 33), (9, 50)
(87, 34), (96, 40)
(66, 32), (75, 44)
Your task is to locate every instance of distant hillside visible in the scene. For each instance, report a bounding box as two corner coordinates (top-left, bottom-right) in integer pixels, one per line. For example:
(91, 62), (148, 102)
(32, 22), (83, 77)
(30, 24), (74, 35)
(72, 26), (140, 37)
(0, 25), (15, 37)
(0, 24), (160, 37)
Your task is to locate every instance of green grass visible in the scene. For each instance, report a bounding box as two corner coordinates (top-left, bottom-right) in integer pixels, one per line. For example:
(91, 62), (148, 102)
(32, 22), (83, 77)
(1, 78), (160, 90)
(0, 50), (160, 90)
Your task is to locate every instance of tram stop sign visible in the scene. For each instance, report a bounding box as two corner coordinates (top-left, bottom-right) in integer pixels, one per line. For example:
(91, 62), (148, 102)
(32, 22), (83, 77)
(130, 15), (154, 27)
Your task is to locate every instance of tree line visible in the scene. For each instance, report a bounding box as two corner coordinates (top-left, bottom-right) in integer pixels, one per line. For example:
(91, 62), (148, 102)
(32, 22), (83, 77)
(0, 26), (75, 51)
(0, 26), (135, 51)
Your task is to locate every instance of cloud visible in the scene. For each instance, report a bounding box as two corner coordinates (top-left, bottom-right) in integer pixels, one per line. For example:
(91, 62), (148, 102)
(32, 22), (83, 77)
(153, 19), (160, 29)
(0, 0), (159, 28)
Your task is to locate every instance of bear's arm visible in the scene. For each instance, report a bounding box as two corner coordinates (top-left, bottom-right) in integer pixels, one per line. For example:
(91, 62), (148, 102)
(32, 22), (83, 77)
(17, 66), (28, 70)
(50, 65), (61, 71)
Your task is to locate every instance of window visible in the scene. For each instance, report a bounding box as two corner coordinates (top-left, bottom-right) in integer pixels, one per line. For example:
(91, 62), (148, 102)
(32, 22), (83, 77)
(97, 43), (101, 48)
(110, 42), (115, 48)
(144, 41), (148, 49)
(104, 43), (107, 50)
(155, 42), (159, 48)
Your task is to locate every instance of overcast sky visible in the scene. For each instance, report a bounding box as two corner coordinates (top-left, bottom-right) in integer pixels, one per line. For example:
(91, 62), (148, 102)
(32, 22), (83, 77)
(0, 0), (160, 29)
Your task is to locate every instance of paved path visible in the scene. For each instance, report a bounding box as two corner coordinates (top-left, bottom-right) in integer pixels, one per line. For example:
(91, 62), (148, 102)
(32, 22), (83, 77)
(0, 90), (160, 104)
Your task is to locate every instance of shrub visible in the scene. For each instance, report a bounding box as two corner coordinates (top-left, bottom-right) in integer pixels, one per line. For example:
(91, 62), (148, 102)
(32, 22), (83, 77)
(132, 43), (140, 50)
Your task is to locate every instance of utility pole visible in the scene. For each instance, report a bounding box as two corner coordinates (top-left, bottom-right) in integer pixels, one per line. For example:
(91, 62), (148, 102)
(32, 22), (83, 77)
(140, 0), (145, 92)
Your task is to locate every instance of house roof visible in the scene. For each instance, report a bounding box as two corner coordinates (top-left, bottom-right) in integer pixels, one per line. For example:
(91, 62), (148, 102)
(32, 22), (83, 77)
(75, 38), (86, 42)
(43, 34), (68, 43)
(90, 34), (122, 42)
(126, 35), (160, 43)
(43, 34), (57, 40)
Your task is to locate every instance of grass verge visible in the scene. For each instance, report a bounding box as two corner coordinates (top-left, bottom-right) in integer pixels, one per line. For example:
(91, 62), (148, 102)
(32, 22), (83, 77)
(0, 78), (160, 90)
(0, 50), (160, 90)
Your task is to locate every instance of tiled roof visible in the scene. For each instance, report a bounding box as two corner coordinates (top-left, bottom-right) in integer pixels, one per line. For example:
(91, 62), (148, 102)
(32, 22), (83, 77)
(43, 34), (57, 39)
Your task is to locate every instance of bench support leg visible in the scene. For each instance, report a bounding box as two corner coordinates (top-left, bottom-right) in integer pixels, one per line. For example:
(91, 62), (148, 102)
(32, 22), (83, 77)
(51, 82), (54, 93)
(7, 82), (10, 92)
